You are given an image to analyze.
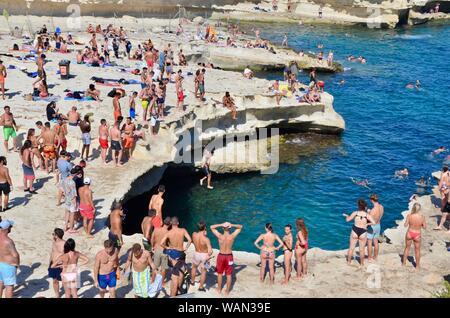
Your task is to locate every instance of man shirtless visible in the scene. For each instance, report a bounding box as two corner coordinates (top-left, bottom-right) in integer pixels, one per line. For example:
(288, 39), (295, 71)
(0, 219), (20, 298)
(53, 116), (68, 152)
(222, 92), (237, 120)
(148, 185), (165, 228)
(141, 209), (156, 252)
(139, 84), (153, 122)
(191, 221), (213, 292)
(436, 165), (450, 230)
(89, 33), (98, 49)
(108, 200), (124, 251)
(175, 70), (184, 110)
(48, 228), (65, 298)
(0, 60), (7, 100)
(151, 217), (170, 283)
(86, 84), (102, 102)
(41, 122), (60, 173)
(0, 106), (19, 153)
(210, 222), (243, 295)
(160, 217), (192, 297)
(402, 203), (426, 271)
(113, 92), (122, 122)
(367, 194), (384, 261)
(66, 107), (80, 148)
(0, 156), (12, 212)
(109, 118), (123, 166)
(79, 178), (95, 238)
(121, 117), (136, 160)
(98, 119), (109, 164)
(123, 243), (157, 298)
(79, 115), (91, 161)
(94, 239), (119, 298)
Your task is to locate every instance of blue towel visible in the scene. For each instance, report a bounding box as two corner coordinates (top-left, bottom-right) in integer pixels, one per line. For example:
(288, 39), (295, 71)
(32, 95), (61, 102)
(64, 96), (94, 101)
(125, 79), (142, 85)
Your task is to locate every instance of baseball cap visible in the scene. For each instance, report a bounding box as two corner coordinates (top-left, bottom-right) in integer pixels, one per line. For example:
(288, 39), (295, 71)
(0, 220), (14, 229)
(83, 177), (91, 185)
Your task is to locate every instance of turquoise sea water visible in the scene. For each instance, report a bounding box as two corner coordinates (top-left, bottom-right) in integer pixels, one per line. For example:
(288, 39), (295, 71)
(125, 23), (450, 252)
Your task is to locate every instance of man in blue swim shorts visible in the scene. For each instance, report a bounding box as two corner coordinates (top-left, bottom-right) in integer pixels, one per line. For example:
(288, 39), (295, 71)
(367, 194), (384, 262)
(0, 219), (19, 298)
(94, 239), (119, 298)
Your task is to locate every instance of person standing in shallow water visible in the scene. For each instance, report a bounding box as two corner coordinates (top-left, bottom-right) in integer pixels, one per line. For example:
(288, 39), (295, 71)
(402, 203), (426, 271)
(367, 194), (384, 262)
(254, 223), (284, 284)
(343, 199), (376, 267)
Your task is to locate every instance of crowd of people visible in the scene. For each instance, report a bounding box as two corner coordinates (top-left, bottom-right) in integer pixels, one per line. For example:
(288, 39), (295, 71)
(0, 19), (448, 300)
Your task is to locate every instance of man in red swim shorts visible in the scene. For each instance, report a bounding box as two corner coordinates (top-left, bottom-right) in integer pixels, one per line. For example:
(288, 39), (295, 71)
(210, 222), (243, 296)
(79, 177), (95, 238)
(98, 119), (109, 164)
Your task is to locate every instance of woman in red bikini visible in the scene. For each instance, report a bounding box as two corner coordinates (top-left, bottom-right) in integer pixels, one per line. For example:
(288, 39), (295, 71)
(295, 218), (309, 279)
(402, 203), (426, 271)
(254, 223), (284, 284)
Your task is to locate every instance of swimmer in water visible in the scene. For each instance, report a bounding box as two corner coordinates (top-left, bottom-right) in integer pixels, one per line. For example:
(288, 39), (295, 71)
(416, 177), (427, 187)
(395, 168), (409, 178)
(406, 83), (415, 89)
(339, 79), (345, 85)
(415, 80), (421, 89)
(432, 146), (446, 155)
(350, 177), (371, 189)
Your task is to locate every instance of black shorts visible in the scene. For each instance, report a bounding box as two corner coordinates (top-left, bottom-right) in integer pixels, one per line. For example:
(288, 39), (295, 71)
(171, 259), (186, 277)
(108, 231), (122, 249)
(203, 166), (210, 176)
(111, 140), (122, 151)
(0, 182), (11, 195)
(443, 202), (450, 213)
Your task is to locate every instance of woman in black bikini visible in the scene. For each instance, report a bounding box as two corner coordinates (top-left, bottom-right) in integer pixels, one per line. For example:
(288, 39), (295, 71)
(282, 224), (293, 284)
(343, 199), (376, 266)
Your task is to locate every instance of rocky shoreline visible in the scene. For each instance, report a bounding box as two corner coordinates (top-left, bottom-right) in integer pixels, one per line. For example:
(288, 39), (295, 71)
(2, 0), (449, 29)
(0, 14), (447, 298)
